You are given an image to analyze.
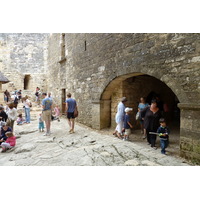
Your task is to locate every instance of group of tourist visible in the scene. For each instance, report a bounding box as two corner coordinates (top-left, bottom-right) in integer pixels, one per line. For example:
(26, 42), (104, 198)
(1, 85), (170, 155)
(1, 87), (170, 155)
(0, 86), (78, 152)
(113, 96), (170, 155)
(0, 89), (33, 152)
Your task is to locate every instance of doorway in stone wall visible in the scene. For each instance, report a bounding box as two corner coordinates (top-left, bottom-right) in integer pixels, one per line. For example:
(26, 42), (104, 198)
(100, 73), (180, 157)
(61, 89), (66, 114)
(24, 75), (31, 90)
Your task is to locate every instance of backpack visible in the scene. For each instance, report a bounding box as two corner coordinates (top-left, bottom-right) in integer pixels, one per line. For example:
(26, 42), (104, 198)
(14, 96), (18, 104)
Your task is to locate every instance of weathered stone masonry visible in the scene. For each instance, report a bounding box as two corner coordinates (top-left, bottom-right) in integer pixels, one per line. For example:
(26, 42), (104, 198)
(47, 33), (200, 163)
(0, 33), (49, 92)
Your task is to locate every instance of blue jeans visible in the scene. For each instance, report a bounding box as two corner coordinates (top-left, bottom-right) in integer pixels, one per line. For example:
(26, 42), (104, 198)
(24, 108), (30, 123)
(160, 139), (168, 154)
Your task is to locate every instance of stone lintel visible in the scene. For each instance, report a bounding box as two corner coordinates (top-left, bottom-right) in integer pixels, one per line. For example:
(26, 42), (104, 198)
(178, 103), (200, 110)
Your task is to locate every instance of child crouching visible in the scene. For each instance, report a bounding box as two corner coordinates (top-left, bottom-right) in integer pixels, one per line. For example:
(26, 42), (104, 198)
(1, 132), (16, 152)
(16, 114), (25, 125)
(123, 107), (133, 141)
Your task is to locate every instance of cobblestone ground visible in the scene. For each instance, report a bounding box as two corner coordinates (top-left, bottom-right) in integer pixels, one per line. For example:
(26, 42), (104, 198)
(0, 104), (192, 166)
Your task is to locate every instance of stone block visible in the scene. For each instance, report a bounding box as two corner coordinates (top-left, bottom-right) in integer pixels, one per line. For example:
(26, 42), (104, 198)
(180, 137), (193, 151)
(180, 118), (193, 130)
(192, 140), (200, 154)
(191, 56), (200, 63)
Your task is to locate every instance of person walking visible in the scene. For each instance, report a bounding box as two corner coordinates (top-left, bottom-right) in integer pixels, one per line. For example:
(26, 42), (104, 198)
(157, 118), (170, 155)
(41, 93), (53, 136)
(113, 97), (127, 139)
(140, 99), (162, 149)
(4, 90), (9, 103)
(123, 107), (133, 141)
(65, 93), (78, 133)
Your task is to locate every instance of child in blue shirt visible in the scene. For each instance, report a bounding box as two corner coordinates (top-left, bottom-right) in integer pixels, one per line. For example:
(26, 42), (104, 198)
(157, 118), (170, 155)
(123, 107), (133, 141)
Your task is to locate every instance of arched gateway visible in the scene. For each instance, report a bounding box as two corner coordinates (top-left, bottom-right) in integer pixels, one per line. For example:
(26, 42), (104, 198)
(100, 72), (182, 130)
(91, 69), (198, 163)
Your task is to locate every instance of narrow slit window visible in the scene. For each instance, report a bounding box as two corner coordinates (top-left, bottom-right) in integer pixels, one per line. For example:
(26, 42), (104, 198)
(84, 40), (87, 51)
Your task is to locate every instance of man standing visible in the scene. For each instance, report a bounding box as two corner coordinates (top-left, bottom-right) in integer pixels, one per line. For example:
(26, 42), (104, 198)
(42, 93), (53, 136)
(65, 93), (77, 133)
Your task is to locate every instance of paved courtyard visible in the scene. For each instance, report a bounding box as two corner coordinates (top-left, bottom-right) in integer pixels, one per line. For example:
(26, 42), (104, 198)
(0, 105), (192, 166)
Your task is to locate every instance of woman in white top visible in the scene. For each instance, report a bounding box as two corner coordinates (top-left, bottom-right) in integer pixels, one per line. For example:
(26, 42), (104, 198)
(6, 103), (18, 131)
(113, 97), (127, 139)
(22, 96), (31, 123)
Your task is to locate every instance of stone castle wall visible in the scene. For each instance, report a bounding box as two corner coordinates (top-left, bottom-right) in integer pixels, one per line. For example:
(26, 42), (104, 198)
(47, 33), (200, 163)
(0, 33), (49, 93)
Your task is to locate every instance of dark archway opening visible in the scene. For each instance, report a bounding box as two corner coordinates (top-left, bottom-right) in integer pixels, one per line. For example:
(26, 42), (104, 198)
(100, 73), (180, 157)
(24, 75), (31, 90)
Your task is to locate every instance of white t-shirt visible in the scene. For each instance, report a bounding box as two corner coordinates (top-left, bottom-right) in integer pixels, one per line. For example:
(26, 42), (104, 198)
(7, 108), (18, 121)
(24, 99), (31, 108)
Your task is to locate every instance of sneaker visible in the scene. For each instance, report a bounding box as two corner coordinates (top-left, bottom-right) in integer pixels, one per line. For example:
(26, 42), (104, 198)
(153, 147), (157, 150)
(43, 133), (49, 136)
(1, 148), (6, 153)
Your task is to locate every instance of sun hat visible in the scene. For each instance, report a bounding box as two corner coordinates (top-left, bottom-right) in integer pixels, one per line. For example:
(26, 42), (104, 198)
(121, 97), (127, 102)
(125, 107), (133, 113)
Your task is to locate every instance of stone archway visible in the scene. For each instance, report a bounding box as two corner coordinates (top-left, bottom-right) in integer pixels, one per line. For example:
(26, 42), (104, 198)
(98, 72), (182, 157)
(99, 72), (183, 130)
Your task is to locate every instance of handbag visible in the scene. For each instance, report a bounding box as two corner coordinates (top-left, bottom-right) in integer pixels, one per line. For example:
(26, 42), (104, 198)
(74, 107), (78, 118)
(135, 112), (140, 120)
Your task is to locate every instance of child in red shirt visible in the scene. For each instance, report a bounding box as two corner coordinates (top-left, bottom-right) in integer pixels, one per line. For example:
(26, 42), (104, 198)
(1, 132), (16, 152)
